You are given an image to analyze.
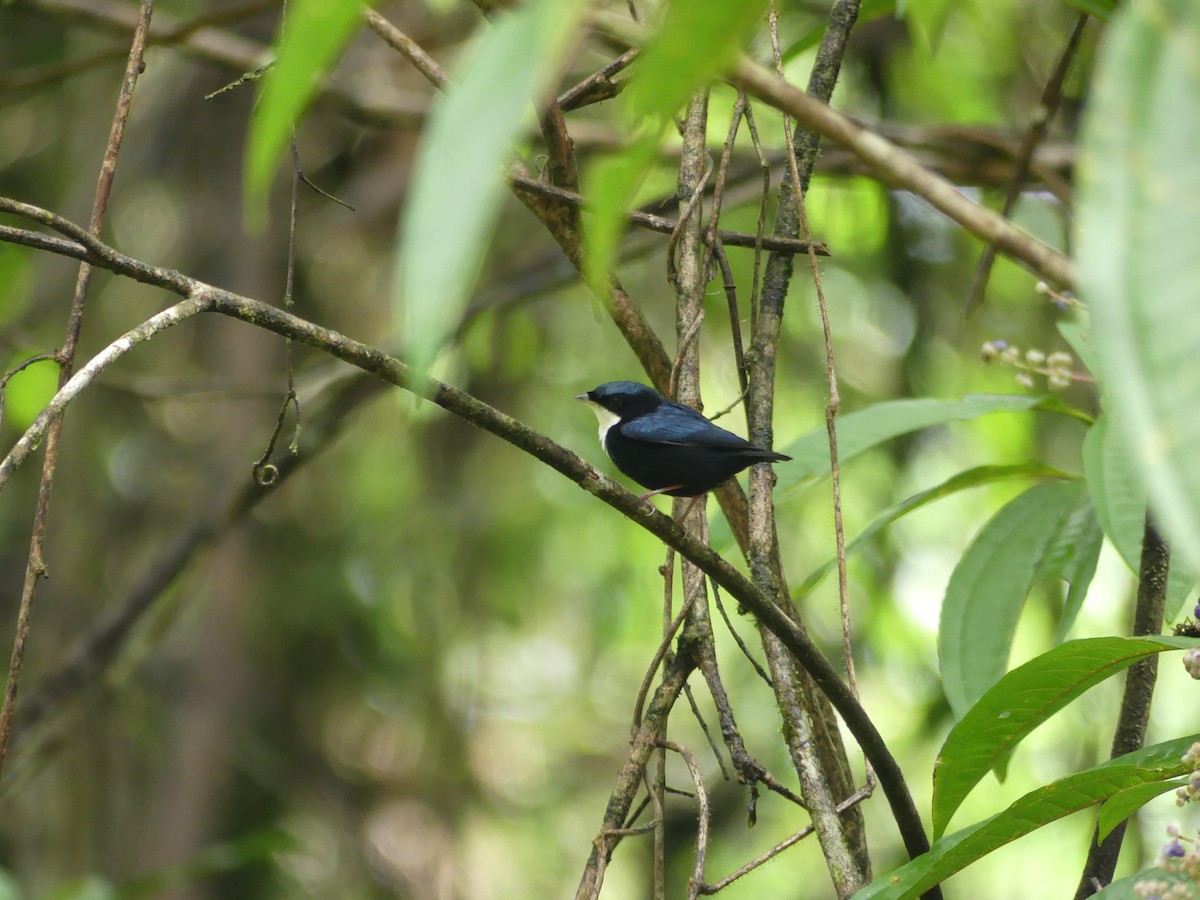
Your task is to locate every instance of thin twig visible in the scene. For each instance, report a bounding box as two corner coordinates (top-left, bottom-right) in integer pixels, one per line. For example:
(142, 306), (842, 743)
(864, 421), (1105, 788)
(510, 172), (828, 255)
(769, 2), (859, 721)
(363, 8), (449, 90)
(557, 48), (638, 112)
(0, 0), (155, 781)
(712, 239), (748, 396)
(698, 780), (874, 894)
(710, 578), (773, 688)
(963, 13), (1088, 315)
(659, 741), (710, 900)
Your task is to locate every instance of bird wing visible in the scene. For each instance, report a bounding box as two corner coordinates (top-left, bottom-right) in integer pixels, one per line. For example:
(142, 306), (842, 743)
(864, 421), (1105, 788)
(620, 402), (754, 450)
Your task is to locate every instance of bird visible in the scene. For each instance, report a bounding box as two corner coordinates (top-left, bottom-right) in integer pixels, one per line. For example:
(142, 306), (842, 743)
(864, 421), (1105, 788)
(576, 381), (792, 499)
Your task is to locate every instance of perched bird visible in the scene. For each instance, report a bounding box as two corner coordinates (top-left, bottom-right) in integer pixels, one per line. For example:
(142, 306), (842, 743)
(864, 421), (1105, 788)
(576, 381), (791, 499)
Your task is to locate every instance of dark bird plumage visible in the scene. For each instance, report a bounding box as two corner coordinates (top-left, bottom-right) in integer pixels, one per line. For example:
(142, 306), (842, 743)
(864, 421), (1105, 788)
(576, 381), (791, 498)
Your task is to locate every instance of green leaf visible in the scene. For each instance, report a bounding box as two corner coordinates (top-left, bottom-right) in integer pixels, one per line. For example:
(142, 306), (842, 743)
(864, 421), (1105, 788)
(795, 463), (1071, 598)
(1033, 489), (1103, 642)
(245, 0), (368, 220)
(1097, 779), (1186, 842)
(580, 133), (661, 292)
(938, 481), (1087, 720)
(854, 735), (1200, 899)
(1083, 415), (1196, 619)
(1062, 0), (1117, 22)
(708, 395), (1066, 551)
(777, 394), (1056, 494)
(582, 0), (768, 287)
(623, 0), (769, 122)
(395, 0), (586, 374)
(932, 636), (1198, 837)
(1077, 0), (1200, 573)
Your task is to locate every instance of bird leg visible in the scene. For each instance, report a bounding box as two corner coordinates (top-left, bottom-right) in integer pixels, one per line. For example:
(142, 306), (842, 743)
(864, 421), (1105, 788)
(636, 485), (685, 508)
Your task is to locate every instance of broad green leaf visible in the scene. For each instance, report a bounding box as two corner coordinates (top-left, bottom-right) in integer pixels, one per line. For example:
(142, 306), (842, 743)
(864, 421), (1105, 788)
(1096, 779), (1186, 842)
(795, 463), (1070, 598)
(777, 394), (1058, 494)
(246, 0), (368, 219)
(932, 636), (1198, 837)
(582, 0), (768, 287)
(1077, 0), (1200, 573)
(1083, 415), (1196, 619)
(396, 0), (586, 373)
(854, 736), (1200, 899)
(938, 481), (1087, 719)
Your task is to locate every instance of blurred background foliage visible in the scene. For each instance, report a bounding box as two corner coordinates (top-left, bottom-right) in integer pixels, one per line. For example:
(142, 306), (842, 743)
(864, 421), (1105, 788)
(0, 0), (1191, 897)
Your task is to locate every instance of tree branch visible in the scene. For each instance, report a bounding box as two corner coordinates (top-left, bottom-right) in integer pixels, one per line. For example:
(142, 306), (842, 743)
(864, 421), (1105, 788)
(1075, 514), (1170, 897)
(0, 207), (931, 867)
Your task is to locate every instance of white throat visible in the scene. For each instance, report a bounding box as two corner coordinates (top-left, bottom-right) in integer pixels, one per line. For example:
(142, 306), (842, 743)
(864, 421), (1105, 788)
(583, 400), (622, 450)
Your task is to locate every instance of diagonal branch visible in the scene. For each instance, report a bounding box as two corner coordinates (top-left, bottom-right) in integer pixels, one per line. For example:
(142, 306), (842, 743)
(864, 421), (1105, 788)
(0, 208), (931, 866)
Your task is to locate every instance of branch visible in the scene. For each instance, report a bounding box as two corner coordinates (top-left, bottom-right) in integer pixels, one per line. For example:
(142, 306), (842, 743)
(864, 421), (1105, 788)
(1075, 514), (1170, 897)
(728, 54), (1075, 286)
(0, 207), (931, 867)
(593, 10), (1075, 288)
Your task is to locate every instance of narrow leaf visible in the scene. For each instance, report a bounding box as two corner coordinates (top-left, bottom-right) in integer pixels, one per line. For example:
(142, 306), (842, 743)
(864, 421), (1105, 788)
(854, 736), (1200, 899)
(938, 480), (1085, 719)
(1096, 779), (1186, 842)
(778, 394), (1056, 493)
(582, 0), (767, 287)
(1083, 415), (1196, 618)
(1032, 489), (1103, 641)
(795, 463), (1070, 598)
(396, 0), (585, 373)
(932, 636), (1199, 837)
(246, 0), (369, 219)
(1078, 0), (1200, 572)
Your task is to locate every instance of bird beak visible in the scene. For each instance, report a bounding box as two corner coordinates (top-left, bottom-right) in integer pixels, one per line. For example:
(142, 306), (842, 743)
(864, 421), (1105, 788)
(575, 393), (589, 402)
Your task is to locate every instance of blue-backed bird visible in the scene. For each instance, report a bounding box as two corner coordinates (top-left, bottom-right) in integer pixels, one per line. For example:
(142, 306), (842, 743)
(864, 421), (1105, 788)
(576, 381), (791, 500)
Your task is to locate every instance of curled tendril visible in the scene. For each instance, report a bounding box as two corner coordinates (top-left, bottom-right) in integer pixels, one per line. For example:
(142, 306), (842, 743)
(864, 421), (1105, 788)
(253, 462), (279, 487)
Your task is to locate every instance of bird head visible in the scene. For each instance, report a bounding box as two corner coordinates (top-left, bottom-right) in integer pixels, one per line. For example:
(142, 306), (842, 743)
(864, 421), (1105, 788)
(576, 382), (664, 444)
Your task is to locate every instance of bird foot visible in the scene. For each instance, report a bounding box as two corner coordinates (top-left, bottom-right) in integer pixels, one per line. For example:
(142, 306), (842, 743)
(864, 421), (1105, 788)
(636, 486), (684, 511)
